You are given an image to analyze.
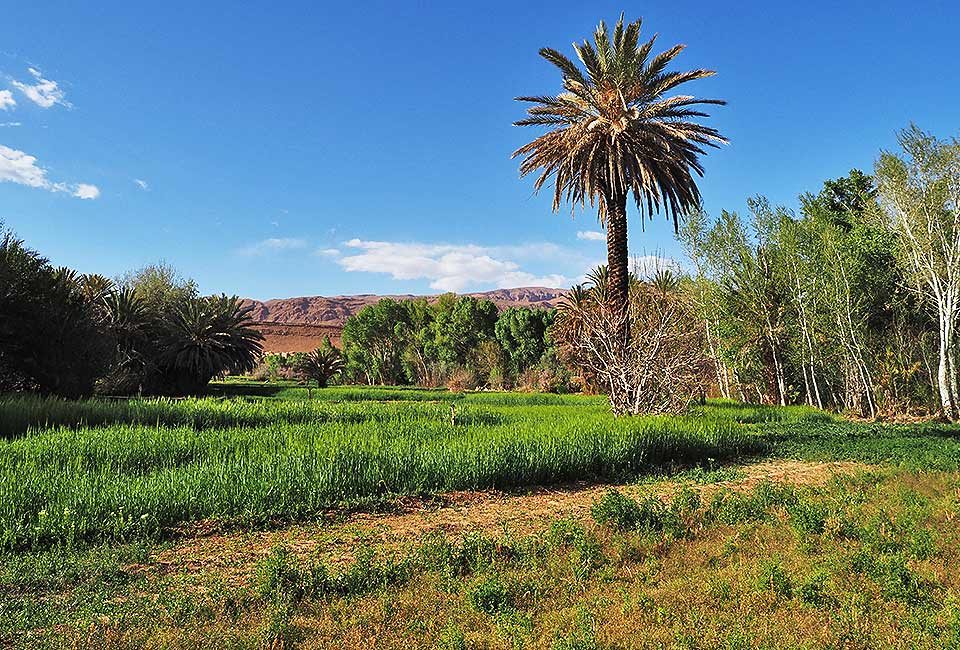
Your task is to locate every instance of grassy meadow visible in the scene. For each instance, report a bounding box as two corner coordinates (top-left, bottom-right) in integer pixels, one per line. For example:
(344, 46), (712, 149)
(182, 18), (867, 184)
(3, 382), (960, 647)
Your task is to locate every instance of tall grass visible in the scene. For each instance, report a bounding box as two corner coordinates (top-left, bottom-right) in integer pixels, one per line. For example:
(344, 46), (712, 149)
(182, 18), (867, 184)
(0, 391), (764, 550)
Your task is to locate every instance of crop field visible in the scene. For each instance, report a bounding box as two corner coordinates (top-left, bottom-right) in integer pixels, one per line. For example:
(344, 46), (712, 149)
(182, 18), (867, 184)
(0, 384), (766, 551)
(3, 382), (960, 648)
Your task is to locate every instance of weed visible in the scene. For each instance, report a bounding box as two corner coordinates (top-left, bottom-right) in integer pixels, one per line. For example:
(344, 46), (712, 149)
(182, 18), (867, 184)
(797, 570), (831, 607)
(468, 576), (512, 615)
(754, 560), (793, 599)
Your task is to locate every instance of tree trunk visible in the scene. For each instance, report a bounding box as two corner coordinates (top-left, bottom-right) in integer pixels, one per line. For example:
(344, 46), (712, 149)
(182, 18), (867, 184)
(605, 191), (630, 346)
(937, 315), (957, 420)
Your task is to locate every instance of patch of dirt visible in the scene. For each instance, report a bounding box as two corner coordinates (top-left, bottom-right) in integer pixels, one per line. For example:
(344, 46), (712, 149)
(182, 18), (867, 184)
(141, 460), (866, 587)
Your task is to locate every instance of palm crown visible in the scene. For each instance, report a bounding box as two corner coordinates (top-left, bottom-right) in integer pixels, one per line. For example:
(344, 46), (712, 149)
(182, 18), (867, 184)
(513, 14), (726, 226)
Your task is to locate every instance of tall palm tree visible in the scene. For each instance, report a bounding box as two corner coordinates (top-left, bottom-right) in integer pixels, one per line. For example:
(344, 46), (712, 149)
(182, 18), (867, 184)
(513, 15), (726, 343)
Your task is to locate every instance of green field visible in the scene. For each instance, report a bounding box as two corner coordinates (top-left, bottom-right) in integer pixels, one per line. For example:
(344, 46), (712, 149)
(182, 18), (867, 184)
(1, 384), (766, 551)
(3, 383), (960, 648)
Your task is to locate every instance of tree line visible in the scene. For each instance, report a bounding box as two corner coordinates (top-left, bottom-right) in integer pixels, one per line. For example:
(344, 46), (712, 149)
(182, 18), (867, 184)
(332, 294), (568, 391)
(0, 234), (263, 397)
(681, 127), (960, 419)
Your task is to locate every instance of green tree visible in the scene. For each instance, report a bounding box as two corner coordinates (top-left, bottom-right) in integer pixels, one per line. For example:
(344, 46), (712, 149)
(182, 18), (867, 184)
(0, 228), (110, 397)
(429, 295), (498, 367)
(157, 294), (264, 394)
(494, 307), (554, 376)
(295, 337), (345, 393)
(341, 298), (411, 385)
(119, 262), (198, 314)
(876, 126), (960, 420)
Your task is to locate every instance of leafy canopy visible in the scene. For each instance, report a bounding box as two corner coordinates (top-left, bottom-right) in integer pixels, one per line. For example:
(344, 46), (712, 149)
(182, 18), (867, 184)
(513, 14), (726, 227)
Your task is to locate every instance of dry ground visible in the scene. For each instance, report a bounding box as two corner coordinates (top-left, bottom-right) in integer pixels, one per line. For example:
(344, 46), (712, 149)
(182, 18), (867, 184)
(146, 460), (865, 588)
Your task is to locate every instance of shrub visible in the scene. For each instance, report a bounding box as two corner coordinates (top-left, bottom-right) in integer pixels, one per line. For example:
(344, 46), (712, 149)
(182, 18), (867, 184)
(446, 367), (479, 392)
(786, 497), (828, 536)
(591, 491), (639, 530)
(797, 570), (830, 606)
(468, 576), (512, 615)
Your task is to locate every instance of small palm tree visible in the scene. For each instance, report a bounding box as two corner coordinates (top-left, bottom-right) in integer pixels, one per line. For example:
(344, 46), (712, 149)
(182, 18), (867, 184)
(513, 15), (726, 343)
(295, 340), (345, 395)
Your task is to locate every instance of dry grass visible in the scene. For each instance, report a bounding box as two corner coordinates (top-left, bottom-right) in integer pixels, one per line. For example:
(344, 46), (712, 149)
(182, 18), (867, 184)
(9, 462), (960, 649)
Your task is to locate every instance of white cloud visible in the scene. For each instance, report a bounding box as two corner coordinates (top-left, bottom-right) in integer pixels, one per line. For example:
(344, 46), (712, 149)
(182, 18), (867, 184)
(316, 248), (341, 257)
(73, 183), (100, 199)
(12, 68), (70, 109)
(576, 230), (605, 241)
(0, 122), (21, 128)
(0, 144), (99, 199)
(337, 239), (572, 292)
(133, 178), (149, 191)
(237, 237), (309, 256)
(0, 90), (15, 111)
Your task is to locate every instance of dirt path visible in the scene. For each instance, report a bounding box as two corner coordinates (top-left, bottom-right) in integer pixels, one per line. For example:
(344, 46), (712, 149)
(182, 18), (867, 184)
(144, 460), (866, 587)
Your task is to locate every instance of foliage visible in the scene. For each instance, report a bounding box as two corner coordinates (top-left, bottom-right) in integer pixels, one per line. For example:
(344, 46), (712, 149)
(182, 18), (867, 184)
(876, 125), (960, 419)
(0, 228), (111, 397)
(0, 227), (262, 398)
(340, 296), (563, 391)
(294, 338), (345, 389)
(513, 14), (726, 414)
(512, 14), (726, 226)
(156, 294), (264, 394)
(681, 167), (938, 416)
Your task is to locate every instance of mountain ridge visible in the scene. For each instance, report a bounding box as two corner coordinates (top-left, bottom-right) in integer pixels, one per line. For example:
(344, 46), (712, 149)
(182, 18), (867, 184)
(242, 286), (568, 327)
(241, 287), (569, 352)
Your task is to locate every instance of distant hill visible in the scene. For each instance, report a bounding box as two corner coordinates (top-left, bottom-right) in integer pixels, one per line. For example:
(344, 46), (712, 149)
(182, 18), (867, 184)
(242, 287), (568, 353)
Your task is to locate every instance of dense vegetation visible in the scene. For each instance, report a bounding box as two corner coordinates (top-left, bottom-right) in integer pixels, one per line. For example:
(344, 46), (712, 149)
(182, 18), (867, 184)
(679, 133), (955, 419)
(328, 295), (565, 391)
(0, 231), (263, 397)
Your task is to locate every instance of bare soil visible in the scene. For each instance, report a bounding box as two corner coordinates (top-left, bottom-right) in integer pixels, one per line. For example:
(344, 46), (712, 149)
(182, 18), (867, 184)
(143, 459), (866, 587)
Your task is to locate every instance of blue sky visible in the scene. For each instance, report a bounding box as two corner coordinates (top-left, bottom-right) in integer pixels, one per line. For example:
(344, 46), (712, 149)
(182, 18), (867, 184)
(1, 1), (957, 300)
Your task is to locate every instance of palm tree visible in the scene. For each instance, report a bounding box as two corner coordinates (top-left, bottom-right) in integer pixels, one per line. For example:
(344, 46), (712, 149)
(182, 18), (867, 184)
(513, 14), (726, 344)
(295, 341), (345, 394)
(160, 294), (264, 394)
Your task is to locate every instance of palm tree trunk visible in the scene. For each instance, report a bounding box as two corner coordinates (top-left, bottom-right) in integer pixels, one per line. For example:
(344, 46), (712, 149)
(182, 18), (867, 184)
(605, 191), (630, 347)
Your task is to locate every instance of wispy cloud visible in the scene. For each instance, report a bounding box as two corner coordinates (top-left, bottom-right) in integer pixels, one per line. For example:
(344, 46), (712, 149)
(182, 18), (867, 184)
(12, 67), (70, 109)
(0, 90), (15, 111)
(237, 237), (309, 256)
(133, 178), (149, 191)
(0, 144), (99, 198)
(337, 239), (572, 292)
(316, 248), (341, 257)
(0, 122), (20, 128)
(576, 230), (605, 241)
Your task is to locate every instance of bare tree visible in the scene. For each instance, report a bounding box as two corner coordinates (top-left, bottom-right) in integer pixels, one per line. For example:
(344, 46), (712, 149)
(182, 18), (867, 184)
(554, 264), (709, 416)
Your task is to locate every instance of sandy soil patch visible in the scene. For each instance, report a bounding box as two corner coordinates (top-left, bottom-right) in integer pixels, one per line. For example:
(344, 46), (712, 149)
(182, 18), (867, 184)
(142, 459), (866, 587)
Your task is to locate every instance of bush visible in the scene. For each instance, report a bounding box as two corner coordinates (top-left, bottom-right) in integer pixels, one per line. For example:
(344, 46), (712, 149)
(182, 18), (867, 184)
(446, 367), (479, 392)
(468, 576), (512, 615)
(754, 560), (793, 599)
(591, 490), (669, 533)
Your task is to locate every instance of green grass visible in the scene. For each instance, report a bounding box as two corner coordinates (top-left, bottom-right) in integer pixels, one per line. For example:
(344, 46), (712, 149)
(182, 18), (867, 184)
(4, 382), (960, 647)
(6, 469), (960, 648)
(2, 382), (959, 554)
(0, 387), (763, 551)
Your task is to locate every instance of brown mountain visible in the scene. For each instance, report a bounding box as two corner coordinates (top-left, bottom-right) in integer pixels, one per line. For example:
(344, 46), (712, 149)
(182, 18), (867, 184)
(243, 287), (568, 353)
